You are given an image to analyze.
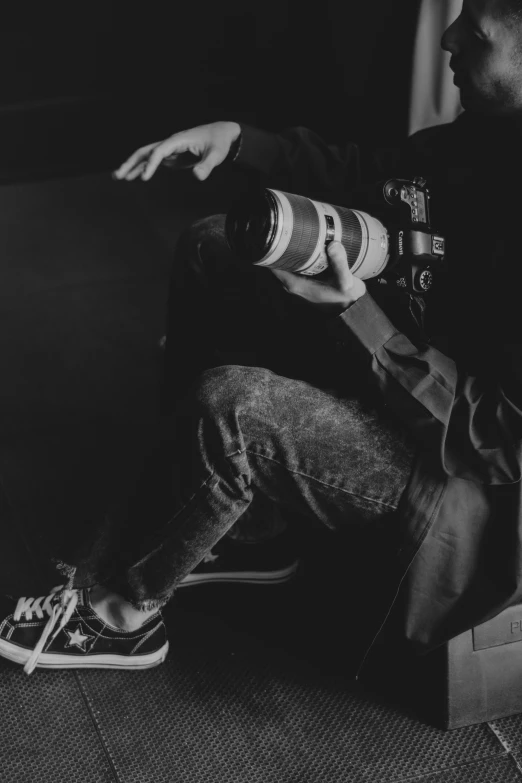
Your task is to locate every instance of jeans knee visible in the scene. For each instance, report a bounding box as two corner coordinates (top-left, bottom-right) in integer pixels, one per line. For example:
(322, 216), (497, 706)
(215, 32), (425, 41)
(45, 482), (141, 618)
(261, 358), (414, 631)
(192, 365), (272, 424)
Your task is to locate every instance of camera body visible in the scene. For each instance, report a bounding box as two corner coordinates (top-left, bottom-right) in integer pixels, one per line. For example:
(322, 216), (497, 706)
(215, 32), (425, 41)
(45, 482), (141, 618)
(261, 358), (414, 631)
(225, 177), (446, 294)
(380, 176), (445, 293)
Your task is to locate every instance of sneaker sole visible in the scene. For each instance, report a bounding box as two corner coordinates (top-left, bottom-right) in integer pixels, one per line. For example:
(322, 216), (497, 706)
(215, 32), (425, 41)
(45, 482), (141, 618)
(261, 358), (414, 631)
(179, 560), (299, 587)
(0, 638), (169, 671)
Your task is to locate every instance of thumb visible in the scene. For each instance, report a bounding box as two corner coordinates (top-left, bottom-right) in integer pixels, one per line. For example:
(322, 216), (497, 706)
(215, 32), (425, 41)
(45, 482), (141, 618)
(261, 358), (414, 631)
(193, 148), (224, 181)
(326, 242), (352, 283)
(327, 241), (367, 298)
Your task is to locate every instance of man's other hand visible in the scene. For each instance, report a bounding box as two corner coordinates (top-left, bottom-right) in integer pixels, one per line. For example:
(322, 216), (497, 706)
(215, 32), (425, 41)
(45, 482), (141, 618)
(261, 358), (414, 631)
(270, 242), (367, 316)
(113, 121), (241, 182)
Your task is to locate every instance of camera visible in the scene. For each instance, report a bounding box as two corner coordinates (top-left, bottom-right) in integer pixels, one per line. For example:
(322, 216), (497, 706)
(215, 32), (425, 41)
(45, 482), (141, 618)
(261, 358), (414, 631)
(225, 177), (445, 293)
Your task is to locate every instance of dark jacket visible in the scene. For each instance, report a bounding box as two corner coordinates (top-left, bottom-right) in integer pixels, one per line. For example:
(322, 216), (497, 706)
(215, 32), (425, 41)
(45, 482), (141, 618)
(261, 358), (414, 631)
(232, 112), (522, 653)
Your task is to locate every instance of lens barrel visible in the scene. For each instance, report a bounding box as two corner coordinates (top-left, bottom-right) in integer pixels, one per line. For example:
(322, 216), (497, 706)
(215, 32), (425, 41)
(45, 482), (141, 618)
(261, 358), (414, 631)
(226, 189), (390, 279)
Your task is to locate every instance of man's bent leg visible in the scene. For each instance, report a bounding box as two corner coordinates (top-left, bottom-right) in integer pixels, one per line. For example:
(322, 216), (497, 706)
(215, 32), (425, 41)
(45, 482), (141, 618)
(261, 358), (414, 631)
(102, 366), (415, 610)
(159, 214), (346, 560)
(0, 364), (412, 673)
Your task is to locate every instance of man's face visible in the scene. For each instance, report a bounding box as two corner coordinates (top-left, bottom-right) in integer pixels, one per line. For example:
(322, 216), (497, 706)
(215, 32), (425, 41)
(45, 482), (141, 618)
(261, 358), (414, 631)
(441, 0), (522, 114)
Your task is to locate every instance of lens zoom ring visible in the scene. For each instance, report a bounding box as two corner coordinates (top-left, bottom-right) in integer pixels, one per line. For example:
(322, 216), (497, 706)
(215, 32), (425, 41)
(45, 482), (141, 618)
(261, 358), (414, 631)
(337, 208), (363, 269)
(276, 193), (320, 272)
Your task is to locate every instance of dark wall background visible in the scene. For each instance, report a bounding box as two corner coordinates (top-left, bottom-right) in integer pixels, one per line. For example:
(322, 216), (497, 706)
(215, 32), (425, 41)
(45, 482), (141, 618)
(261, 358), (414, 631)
(0, 0), (420, 570)
(0, 0), (420, 183)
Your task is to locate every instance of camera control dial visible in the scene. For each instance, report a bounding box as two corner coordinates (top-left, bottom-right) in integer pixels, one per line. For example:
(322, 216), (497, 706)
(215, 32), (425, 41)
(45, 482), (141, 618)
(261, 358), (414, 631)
(416, 269), (433, 291)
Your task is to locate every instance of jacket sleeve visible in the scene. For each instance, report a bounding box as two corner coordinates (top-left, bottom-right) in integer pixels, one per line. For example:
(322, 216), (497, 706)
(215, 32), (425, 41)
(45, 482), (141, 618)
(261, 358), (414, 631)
(232, 123), (408, 198)
(328, 293), (522, 486)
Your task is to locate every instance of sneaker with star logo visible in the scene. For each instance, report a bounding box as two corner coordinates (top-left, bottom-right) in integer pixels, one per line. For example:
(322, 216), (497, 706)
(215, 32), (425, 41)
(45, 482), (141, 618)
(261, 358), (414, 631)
(0, 585), (169, 674)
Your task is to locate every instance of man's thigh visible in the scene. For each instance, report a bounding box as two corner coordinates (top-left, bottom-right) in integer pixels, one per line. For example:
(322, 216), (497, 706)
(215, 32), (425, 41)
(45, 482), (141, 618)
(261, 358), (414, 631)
(196, 365), (415, 529)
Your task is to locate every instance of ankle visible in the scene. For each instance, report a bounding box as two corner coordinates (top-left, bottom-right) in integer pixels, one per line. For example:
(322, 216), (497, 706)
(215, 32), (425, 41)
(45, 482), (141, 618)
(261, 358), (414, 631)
(89, 585), (157, 632)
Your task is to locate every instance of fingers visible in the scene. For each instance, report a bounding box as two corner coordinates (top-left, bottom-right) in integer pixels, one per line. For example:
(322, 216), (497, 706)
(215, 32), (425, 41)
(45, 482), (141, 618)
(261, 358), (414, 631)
(270, 268), (313, 297)
(193, 148), (225, 181)
(113, 143), (157, 179)
(115, 134), (194, 182)
(125, 161), (147, 181)
(141, 141), (175, 181)
(272, 243), (352, 295)
(113, 124), (229, 184)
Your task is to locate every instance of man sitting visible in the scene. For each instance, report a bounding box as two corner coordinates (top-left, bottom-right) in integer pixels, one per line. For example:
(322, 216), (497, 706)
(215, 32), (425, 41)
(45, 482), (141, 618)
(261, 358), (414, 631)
(2, 0), (522, 675)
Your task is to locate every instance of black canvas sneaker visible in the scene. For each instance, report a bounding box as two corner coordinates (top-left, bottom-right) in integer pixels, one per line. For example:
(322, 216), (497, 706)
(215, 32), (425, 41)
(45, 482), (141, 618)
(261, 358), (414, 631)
(0, 585), (169, 675)
(179, 533), (300, 587)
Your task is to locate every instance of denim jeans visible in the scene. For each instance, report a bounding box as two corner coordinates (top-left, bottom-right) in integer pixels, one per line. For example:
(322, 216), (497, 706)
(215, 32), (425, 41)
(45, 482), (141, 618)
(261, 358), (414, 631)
(79, 216), (415, 610)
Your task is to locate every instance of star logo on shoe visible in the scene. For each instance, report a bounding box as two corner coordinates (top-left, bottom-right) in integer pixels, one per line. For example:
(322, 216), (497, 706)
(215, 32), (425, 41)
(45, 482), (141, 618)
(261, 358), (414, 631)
(202, 550), (219, 564)
(64, 623), (96, 653)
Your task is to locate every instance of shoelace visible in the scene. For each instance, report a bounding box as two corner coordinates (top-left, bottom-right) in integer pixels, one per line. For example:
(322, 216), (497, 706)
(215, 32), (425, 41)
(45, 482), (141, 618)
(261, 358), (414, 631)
(13, 585), (79, 675)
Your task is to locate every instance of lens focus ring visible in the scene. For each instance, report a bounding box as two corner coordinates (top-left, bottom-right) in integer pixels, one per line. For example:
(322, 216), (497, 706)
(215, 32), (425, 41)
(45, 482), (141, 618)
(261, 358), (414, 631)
(274, 192), (320, 273)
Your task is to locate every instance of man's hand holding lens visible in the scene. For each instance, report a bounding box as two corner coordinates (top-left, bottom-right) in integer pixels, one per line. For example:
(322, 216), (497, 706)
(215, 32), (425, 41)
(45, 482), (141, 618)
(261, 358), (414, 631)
(270, 242), (366, 316)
